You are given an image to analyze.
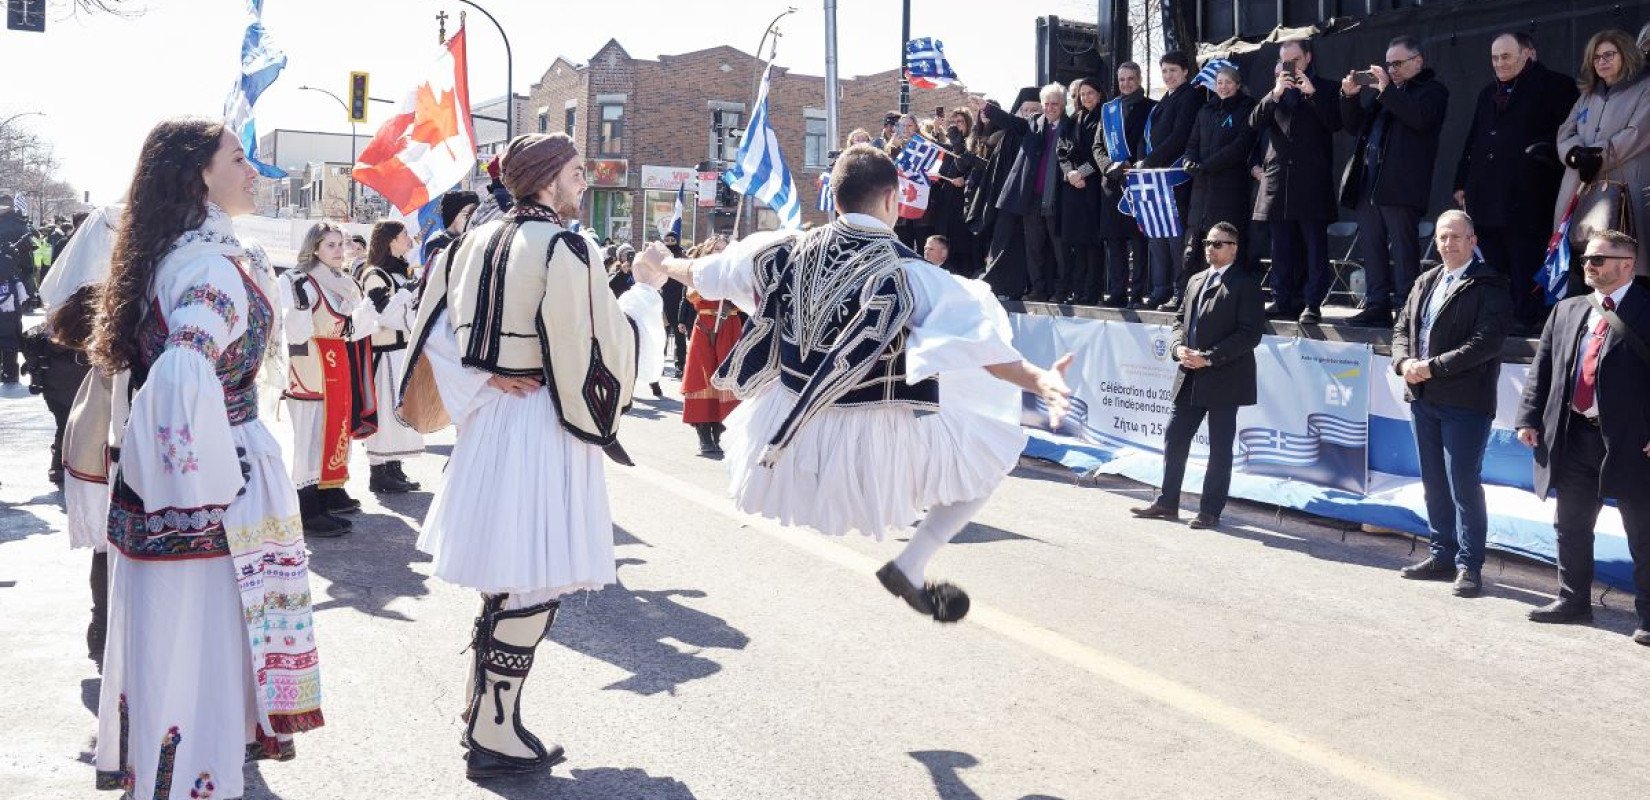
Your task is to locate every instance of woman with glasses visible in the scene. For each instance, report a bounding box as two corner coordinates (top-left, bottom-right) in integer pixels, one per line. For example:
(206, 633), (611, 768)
(1554, 29), (1650, 285)
(1181, 66), (1258, 297)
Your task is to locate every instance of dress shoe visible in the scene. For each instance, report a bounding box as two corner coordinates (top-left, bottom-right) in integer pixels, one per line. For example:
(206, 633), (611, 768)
(1129, 503), (1179, 521)
(1346, 306), (1393, 327)
(1298, 307), (1322, 325)
(1633, 628), (1650, 646)
(1399, 555), (1455, 581)
(1187, 513), (1219, 529)
(1452, 569), (1482, 597)
(1101, 295), (1129, 308)
(875, 561), (970, 623)
(1264, 302), (1297, 319)
(1528, 599), (1593, 624)
(1157, 298), (1182, 313)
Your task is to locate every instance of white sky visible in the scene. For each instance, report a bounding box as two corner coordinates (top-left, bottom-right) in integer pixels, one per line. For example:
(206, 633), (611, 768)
(0, 0), (1097, 204)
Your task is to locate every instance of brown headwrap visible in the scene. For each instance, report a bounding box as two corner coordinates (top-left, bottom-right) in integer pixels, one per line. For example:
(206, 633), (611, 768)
(501, 133), (578, 200)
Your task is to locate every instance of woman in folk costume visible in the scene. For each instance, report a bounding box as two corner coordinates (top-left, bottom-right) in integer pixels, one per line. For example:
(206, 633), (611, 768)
(278, 222), (378, 536)
(38, 203), (121, 667)
(88, 118), (324, 800)
(356, 221), (422, 494)
(679, 236), (742, 459)
(636, 145), (1072, 622)
(398, 132), (637, 780)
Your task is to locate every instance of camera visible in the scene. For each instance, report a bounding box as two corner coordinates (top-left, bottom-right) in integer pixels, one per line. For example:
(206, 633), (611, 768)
(1353, 71), (1379, 86)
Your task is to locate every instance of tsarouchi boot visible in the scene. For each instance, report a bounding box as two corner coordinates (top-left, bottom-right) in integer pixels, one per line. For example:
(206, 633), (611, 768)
(463, 595), (566, 780)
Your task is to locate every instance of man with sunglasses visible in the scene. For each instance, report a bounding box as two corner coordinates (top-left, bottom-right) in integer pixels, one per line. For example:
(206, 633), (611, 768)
(1516, 230), (1650, 646)
(1131, 222), (1263, 529)
(1390, 211), (1512, 597)
(1338, 35), (1450, 327)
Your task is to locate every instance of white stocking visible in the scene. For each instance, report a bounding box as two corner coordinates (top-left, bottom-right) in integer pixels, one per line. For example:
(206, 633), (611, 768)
(893, 496), (990, 587)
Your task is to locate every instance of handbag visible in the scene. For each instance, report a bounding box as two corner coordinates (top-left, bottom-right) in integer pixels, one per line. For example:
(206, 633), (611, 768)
(1569, 175), (1636, 250)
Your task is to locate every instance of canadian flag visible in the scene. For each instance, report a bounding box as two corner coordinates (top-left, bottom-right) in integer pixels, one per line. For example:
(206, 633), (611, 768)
(353, 27), (478, 214)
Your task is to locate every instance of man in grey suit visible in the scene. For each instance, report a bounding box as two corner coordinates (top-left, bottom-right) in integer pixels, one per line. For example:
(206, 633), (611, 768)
(1131, 222), (1264, 529)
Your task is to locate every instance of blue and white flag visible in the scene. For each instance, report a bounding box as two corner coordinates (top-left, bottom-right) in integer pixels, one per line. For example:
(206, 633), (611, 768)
(662, 182), (685, 238)
(723, 64), (802, 230)
(12, 193), (29, 221)
(905, 37), (959, 89)
(1193, 58), (1237, 91)
(894, 134), (944, 180)
(1122, 167), (1189, 239)
(1542, 193), (1579, 305)
(222, 0), (288, 178)
(1100, 98), (1131, 162)
(817, 172), (834, 214)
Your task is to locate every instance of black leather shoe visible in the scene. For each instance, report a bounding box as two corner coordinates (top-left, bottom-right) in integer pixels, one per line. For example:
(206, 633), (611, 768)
(1129, 503), (1179, 521)
(321, 487), (362, 514)
(302, 513), (351, 538)
(1298, 307), (1322, 325)
(369, 463), (415, 494)
(1633, 628), (1650, 646)
(465, 743), (566, 780)
(1187, 513), (1219, 529)
(1346, 307), (1393, 327)
(875, 561), (970, 623)
(1157, 298), (1182, 313)
(1452, 569), (1482, 597)
(1101, 295), (1128, 308)
(1399, 556), (1455, 581)
(1528, 599), (1593, 624)
(389, 461), (421, 491)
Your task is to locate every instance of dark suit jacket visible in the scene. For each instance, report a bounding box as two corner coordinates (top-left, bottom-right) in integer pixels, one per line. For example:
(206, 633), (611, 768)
(986, 103), (1073, 217)
(1141, 83), (1203, 167)
(1452, 61), (1578, 230)
(1339, 68), (1450, 211)
(1516, 285), (1650, 499)
(1390, 260), (1512, 414)
(1170, 265), (1264, 408)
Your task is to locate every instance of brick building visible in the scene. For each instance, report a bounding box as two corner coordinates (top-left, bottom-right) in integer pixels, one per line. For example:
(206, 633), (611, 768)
(527, 39), (974, 246)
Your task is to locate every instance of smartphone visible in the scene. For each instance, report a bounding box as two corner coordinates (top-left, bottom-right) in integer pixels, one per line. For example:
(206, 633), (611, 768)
(935, 105), (946, 119)
(1353, 70), (1379, 86)
(1281, 58), (1299, 79)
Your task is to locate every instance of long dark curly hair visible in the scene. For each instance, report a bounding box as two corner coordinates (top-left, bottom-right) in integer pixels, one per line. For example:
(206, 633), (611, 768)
(366, 220), (408, 276)
(89, 117), (225, 371)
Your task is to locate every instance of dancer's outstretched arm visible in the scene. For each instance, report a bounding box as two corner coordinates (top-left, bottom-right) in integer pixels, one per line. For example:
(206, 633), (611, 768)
(986, 354), (1076, 428)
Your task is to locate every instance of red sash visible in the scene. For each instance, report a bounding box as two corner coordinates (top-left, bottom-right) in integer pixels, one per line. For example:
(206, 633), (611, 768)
(316, 339), (355, 488)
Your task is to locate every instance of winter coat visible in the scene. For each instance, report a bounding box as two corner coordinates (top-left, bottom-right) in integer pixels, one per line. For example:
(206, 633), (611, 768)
(1057, 108), (1105, 246)
(989, 103), (1074, 217)
(1249, 74), (1342, 222)
(1453, 61), (1578, 230)
(1093, 91), (1154, 238)
(1184, 92), (1259, 227)
(1389, 261), (1512, 415)
(1553, 73), (1650, 273)
(1339, 67), (1450, 212)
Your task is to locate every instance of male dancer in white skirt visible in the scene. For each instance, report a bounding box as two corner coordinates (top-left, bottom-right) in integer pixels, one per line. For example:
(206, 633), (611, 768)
(398, 132), (637, 780)
(636, 144), (1073, 622)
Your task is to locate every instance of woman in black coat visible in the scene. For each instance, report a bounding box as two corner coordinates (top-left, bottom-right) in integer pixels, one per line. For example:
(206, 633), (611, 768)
(927, 108), (980, 274)
(1182, 67), (1258, 275)
(1058, 78), (1107, 303)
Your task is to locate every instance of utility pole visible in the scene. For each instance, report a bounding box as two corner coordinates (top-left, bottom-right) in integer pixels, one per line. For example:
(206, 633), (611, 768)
(898, 0), (911, 114)
(732, 6), (797, 239)
(298, 85), (357, 220)
(824, 0), (840, 158)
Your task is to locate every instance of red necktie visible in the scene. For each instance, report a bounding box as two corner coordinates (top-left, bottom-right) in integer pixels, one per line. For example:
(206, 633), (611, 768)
(1571, 297), (1614, 414)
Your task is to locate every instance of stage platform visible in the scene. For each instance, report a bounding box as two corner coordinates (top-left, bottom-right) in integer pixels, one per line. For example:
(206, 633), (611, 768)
(1005, 301), (1541, 363)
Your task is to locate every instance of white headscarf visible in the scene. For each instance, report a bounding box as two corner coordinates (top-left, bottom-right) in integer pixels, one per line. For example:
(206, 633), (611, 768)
(38, 204), (123, 311)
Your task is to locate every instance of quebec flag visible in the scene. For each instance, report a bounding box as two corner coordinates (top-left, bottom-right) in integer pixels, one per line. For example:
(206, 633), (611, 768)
(905, 37), (959, 89)
(222, 0), (288, 178)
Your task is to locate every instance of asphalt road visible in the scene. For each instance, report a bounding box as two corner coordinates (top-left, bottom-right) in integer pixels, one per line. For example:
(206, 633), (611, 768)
(2, 367), (1647, 800)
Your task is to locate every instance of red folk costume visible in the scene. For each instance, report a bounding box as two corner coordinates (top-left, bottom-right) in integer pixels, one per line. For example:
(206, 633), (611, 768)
(681, 291), (742, 424)
(279, 268), (377, 490)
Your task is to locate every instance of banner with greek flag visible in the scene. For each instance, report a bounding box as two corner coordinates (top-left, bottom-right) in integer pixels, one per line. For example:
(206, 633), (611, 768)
(723, 64), (802, 230)
(1122, 167), (1189, 239)
(894, 134), (944, 180)
(1193, 58), (1237, 91)
(222, 0), (288, 178)
(905, 37), (959, 89)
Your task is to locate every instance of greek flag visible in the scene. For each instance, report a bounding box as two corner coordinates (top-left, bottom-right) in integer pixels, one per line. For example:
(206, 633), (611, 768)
(12, 194), (28, 220)
(1122, 168), (1189, 239)
(1543, 192), (1580, 305)
(665, 183), (685, 238)
(817, 173), (834, 213)
(894, 134), (943, 180)
(1194, 58), (1237, 91)
(905, 37), (959, 89)
(1238, 414), (1369, 467)
(222, 0), (288, 178)
(723, 64), (802, 230)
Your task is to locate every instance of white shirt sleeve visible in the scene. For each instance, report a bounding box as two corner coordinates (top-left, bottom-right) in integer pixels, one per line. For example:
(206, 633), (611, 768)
(690, 229), (796, 315)
(422, 308), (502, 424)
(900, 260), (1024, 381)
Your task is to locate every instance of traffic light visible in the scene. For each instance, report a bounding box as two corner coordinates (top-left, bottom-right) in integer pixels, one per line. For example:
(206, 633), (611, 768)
(348, 72), (370, 123)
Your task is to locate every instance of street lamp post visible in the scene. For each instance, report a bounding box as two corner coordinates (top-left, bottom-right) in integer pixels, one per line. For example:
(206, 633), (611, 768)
(457, 1), (514, 140)
(298, 85), (357, 220)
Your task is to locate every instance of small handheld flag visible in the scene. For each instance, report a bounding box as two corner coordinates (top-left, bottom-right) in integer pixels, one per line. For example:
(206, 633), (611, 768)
(1193, 58), (1237, 91)
(905, 37), (959, 89)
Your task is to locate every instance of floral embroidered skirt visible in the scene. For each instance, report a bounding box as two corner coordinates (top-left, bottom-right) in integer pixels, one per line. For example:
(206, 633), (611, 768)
(97, 419), (321, 799)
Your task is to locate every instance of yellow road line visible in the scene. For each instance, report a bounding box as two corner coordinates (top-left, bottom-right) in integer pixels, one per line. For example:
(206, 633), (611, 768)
(621, 463), (1452, 800)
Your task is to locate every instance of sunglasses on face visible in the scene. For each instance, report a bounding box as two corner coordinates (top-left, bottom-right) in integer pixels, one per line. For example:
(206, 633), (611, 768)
(1581, 254), (1632, 266)
(1202, 240), (1236, 249)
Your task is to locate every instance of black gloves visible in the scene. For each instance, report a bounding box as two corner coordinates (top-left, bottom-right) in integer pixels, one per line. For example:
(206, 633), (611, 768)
(1182, 160), (1203, 177)
(1565, 146), (1604, 183)
(1525, 142), (1560, 168)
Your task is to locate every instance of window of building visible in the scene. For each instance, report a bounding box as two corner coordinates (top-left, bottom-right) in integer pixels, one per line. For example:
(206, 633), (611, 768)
(537, 111), (549, 133)
(804, 114), (828, 169)
(710, 108), (743, 165)
(565, 106), (577, 136)
(590, 190), (634, 243)
(598, 104), (623, 155)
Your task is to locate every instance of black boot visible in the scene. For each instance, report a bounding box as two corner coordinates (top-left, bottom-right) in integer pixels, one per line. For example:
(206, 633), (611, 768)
(298, 486), (350, 537)
(463, 596), (566, 780)
(694, 424), (723, 459)
(369, 463), (414, 494)
(320, 486), (362, 514)
(88, 552), (108, 669)
(390, 461), (421, 491)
